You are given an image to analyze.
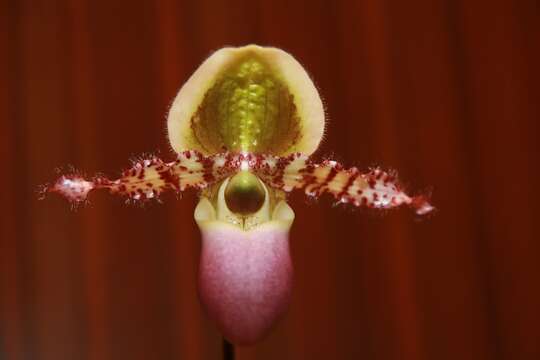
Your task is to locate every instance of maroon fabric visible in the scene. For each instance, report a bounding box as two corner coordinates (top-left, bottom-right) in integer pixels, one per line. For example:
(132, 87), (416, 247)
(1, 0), (539, 359)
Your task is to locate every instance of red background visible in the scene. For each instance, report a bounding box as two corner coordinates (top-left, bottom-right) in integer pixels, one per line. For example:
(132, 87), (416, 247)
(1, 1), (539, 359)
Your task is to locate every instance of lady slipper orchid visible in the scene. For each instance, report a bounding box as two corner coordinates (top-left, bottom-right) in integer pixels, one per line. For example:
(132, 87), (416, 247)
(43, 45), (434, 345)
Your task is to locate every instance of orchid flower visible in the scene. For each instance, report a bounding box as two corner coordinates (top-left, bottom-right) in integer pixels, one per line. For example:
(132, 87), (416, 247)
(43, 45), (434, 345)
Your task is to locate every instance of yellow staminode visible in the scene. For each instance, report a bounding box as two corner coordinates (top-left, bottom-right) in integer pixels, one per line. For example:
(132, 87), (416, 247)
(224, 171), (266, 216)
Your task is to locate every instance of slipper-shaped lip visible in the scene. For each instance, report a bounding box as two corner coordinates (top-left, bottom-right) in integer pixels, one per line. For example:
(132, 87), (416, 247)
(195, 197), (295, 345)
(167, 44), (325, 156)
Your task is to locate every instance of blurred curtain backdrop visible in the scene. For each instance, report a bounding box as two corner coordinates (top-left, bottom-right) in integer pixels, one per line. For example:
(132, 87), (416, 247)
(1, 0), (539, 359)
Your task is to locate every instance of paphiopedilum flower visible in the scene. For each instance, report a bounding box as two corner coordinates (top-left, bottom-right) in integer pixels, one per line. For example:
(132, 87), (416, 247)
(43, 45), (434, 345)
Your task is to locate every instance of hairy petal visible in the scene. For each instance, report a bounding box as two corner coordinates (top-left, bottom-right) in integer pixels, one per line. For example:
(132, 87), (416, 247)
(43, 151), (241, 203)
(250, 153), (435, 215)
(43, 150), (434, 215)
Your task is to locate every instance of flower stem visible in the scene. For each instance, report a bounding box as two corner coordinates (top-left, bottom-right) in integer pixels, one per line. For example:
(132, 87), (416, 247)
(223, 338), (235, 360)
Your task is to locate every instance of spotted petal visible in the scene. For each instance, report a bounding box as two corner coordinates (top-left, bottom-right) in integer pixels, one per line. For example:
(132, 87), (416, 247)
(249, 153), (434, 215)
(43, 151), (239, 203)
